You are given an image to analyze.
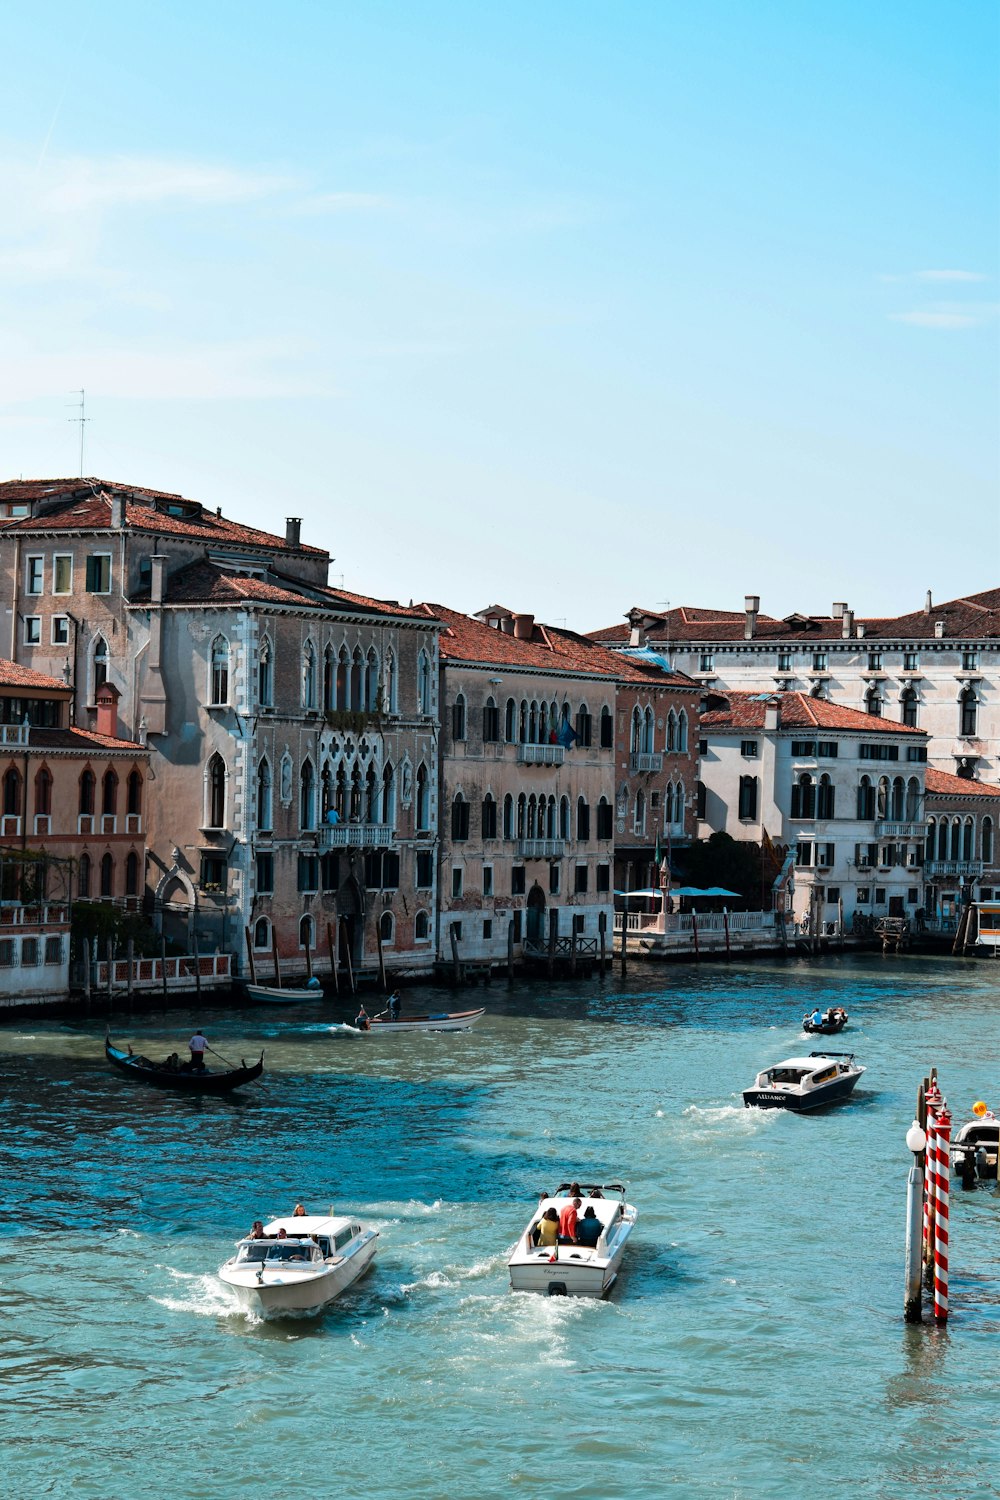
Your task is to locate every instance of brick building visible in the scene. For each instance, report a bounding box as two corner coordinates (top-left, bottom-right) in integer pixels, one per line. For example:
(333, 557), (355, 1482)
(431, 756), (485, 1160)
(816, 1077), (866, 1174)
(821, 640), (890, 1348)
(923, 766), (1000, 925)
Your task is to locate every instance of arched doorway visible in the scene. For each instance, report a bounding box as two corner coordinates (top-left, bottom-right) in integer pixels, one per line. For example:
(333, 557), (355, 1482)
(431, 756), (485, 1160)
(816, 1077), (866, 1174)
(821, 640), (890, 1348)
(336, 877), (365, 969)
(526, 882), (546, 946)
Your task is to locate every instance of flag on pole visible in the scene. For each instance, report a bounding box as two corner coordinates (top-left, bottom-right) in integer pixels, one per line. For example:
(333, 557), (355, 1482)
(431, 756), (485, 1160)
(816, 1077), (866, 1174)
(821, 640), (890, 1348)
(654, 829), (663, 869)
(557, 718), (578, 749)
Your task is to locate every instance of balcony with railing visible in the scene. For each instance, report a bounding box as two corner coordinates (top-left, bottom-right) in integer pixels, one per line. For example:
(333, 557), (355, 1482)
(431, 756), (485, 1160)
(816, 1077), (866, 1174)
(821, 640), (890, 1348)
(630, 751), (663, 774)
(517, 744), (565, 766)
(925, 860), (983, 879)
(516, 838), (566, 859)
(0, 723), (30, 747)
(316, 822), (395, 849)
(875, 820), (927, 838)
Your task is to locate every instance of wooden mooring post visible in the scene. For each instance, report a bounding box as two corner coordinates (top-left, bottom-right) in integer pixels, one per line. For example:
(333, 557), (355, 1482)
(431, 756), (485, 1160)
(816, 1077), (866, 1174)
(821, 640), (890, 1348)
(271, 927), (282, 988)
(326, 922), (339, 995)
(160, 937), (168, 1003)
(244, 926), (257, 986)
(106, 938), (114, 1002)
(507, 919), (515, 980)
(126, 940), (135, 1003)
(547, 909), (557, 978)
(342, 923), (356, 995)
(377, 935), (387, 992)
(449, 922), (462, 985)
(620, 917), (628, 976)
(598, 911), (607, 977)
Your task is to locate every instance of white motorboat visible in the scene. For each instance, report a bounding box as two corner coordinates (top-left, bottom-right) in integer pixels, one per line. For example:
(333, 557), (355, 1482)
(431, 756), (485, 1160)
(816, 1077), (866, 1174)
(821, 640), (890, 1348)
(218, 1210), (378, 1315)
(245, 981), (324, 1005)
(743, 1051), (865, 1111)
(507, 1182), (637, 1298)
(951, 1108), (999, 1183)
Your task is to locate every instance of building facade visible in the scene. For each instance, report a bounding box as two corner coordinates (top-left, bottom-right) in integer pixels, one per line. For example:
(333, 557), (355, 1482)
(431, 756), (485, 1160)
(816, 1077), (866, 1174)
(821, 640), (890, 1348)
(923, 767), (1000, 926)
(698, 691), (929, 930)
(0, 479), (440, 977)
(591, 589), (1000, 785)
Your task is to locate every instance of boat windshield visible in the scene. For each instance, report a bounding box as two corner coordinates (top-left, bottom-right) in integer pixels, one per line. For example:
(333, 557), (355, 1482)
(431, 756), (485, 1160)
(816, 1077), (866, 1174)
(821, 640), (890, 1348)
(237, 1241), (321, 1264)
(769, 1068), (809, 1085)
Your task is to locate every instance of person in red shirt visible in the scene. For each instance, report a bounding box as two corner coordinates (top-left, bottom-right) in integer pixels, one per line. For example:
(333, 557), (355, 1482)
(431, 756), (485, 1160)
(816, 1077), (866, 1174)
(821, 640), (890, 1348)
(558, 1196), (582, 1243)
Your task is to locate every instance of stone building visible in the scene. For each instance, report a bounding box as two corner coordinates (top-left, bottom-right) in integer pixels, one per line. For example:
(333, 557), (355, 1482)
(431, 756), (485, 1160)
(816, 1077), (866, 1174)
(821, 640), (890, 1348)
(697, 690), (929, 930)
(590, 588), (1000, 784)
(0, 479), (440, 977)
(923, 766), (1000, 926)
(420, 604), (621, 964)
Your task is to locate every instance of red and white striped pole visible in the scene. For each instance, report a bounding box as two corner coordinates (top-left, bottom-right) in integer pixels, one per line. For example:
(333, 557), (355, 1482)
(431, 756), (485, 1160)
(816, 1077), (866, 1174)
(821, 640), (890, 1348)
(932, 1104), (951, 1324)
(923, 1083), (941, 1268)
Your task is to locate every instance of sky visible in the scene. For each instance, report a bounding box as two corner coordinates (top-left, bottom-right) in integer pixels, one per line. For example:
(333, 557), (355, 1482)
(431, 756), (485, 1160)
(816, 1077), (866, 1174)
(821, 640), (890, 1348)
(1, 1), (997, 630)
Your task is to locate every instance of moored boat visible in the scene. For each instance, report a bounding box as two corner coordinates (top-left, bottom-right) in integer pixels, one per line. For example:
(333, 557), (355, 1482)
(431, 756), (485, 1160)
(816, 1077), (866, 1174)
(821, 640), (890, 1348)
(743, 1052), (865, 1112)
(218, 1211), (378, 1314)
(802, 1007), (849, 1035)
(508, 1182), (636, 1298)
(951, 1105), (999, 1183)
(104, 1033), (264, 1094)
(245, 980), (324, 1005)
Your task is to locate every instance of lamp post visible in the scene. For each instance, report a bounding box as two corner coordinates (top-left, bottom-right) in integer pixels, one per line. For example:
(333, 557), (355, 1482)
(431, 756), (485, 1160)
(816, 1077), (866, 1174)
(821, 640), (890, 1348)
(904, 1119), (926, 1323)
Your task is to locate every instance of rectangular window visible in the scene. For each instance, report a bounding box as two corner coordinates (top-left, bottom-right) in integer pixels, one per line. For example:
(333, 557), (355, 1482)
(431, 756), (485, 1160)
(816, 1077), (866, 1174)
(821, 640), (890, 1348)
(23, 616), (40, 645)
(907, 888), (919, 904)
(574, 865), (588, 894)
(696, 782), (706, 820)
(791, 740), (816, 757)
(826, 887), (841, 904)
(297, 853), (319, 892)
(483, 918), (493, 940)
(549, 863), (560, 895)
(572, 914), (585, 936)
(741, 740), (758, 758)
(867, 652), (882, 671)
(962, 651), (979, 671)
(482, 865), (493, 897)
(874, 887), (886, 905)
(0, 938), (14, 968)
(482, 701), (500, 742)
(51, 615), (70, 645)
(738, 776), (758, 820)
(596, 802), (613, 839)
(856, 887), (870, 904)
(796, 842), (813, 866)
(817, 843), (835, 866)
(600, 712), (614, 749)
(777, 652), (793, 672)
(451, 867), (463, 899)
(596, 863), (610, 893)
(511, 866), (526, 896)
(26, 556), (44, 594)
(21, 937), (39, 967)
(365, 851), (401, 889)
(903, 652), (919, 671)
(200, 854), (228, 891)
(416, 851), (434, 888)
(699, 652), (714, 672)
(256, 853), (274, 893)
(906, 746), (927, 763)
(44, 935), (62, 965)
(859, 743), (900, 761)
(812, 652), (828, 672)
(320, 852), (340, 891)
(817, 742), (838, 758)
(53, 555), (73, 594)
(85, 554), (112, 594)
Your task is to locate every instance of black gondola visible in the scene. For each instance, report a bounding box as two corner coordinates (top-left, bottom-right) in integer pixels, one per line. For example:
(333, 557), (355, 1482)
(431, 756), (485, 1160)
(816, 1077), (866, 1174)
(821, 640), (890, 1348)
(802, 1008), (849, 1035)
(105, 1033), (264, 1094)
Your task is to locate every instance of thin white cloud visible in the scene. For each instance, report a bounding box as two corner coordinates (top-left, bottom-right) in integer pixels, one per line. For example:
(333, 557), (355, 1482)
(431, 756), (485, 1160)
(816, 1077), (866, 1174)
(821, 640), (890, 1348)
(891, 305), (998, 330)
(37, 156), (297, 213)
(0, 339), (338, 402)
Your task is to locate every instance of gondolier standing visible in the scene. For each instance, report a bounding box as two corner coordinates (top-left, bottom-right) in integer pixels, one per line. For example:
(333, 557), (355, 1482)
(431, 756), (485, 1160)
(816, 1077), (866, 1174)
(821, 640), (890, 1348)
(189, 1029), (208, 1071)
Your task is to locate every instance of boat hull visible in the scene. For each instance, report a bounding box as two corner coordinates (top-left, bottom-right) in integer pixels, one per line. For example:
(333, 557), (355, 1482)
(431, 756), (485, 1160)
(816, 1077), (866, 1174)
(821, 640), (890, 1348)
(363, 1009), (485, 1033)
(743, 1073), (861, 1111)
(220, 1236), (377, 1314)
(245, 984), (323, 1005)
(508, 1247), (625, 1298)
(105, 1038), (263, 1094)
(802, 1018), (848, 1035)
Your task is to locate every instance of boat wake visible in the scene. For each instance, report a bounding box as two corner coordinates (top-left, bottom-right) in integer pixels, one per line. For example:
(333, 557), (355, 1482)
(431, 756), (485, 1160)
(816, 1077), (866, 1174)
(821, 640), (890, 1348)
(680, 1102), (772, 1138)
(152, 1268), (251, 1320)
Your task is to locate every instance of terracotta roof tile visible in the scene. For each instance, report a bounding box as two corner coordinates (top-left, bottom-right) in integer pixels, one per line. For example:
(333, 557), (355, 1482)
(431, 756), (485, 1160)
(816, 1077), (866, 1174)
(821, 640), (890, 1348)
(138, 560), (431, 620)
(0, 659), (72, 693)
(925, 768), (1000, 799)
(30, 727), (148, 753)
(699, 690), (927, 735)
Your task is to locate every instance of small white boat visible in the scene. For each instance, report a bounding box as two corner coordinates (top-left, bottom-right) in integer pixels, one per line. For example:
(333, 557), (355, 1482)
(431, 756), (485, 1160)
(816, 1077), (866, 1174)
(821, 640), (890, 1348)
(951, 1110), (999, 1183)
(339, 1008), (486, 1034)
(218, 1210), (378, 1315)
(743, 1051), (865, 1111)
(245, 981), (324, 1005)
(507, 1182), (637, 1298)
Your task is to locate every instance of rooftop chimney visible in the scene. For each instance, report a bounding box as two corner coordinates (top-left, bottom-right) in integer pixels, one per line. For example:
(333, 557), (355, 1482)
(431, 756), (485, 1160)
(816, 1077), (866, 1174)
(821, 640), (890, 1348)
(744, 594), (760, 640)
(629, 624), (643, 647)
(832, 602), (847, 620)
(764, 697), (780, 731)
(855, 622), (866, 638)
(286, 517), (302, 547)
(513, 613), (535, 641)
(95, 680), (121, 739)
(842, 608), (854, 640)
(934, 619), (946, 638)
(150, 554), (167, 605)
(110, 494), (126, 529)
(924, 590), (933, 615)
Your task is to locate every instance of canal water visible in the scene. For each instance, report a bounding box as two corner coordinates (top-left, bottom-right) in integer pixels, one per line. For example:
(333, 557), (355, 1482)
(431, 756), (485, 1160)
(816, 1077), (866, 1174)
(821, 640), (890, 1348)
(3, 955), (999, 1500)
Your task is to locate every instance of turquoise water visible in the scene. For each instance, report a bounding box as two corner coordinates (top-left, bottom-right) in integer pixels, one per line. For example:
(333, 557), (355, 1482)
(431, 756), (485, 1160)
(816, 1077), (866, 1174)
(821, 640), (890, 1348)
(3, 955), (999, 1500)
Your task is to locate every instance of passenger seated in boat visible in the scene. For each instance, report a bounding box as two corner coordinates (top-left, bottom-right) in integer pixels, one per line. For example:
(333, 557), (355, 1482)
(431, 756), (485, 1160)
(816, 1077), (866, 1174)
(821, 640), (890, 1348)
(533, 1208), (559, 1247)
(276, 1228), (288, 1239)
(293, 1203), (307, 1216)
(558, 1197), (582, 1244)
(574, 1207), (602, 1248)
(249, 1221), (265, 1239)
(809, 1009), (824, 1026)
(354, 1007), (371, 1031)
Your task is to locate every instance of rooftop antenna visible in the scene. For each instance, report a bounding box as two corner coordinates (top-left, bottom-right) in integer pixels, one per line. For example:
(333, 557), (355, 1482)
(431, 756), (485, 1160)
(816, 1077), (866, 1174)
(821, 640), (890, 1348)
(656, 599), (672, 662)
(67, 389), (90, 477)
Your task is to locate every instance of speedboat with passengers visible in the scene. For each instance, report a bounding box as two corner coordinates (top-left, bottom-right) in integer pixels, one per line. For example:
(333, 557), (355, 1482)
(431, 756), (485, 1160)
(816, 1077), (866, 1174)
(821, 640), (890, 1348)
(743, 1052), (865, 1112)
(508, 1182), (637, 1298)
(802, 1007), (848, 1035)
(218, 1210), (378, 1314)
(951, 1105), (999, 1185)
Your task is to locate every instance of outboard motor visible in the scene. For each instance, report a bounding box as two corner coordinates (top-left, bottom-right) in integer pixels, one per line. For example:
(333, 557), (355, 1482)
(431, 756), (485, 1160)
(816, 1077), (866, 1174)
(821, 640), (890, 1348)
(547, 1282), (567, 1297)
